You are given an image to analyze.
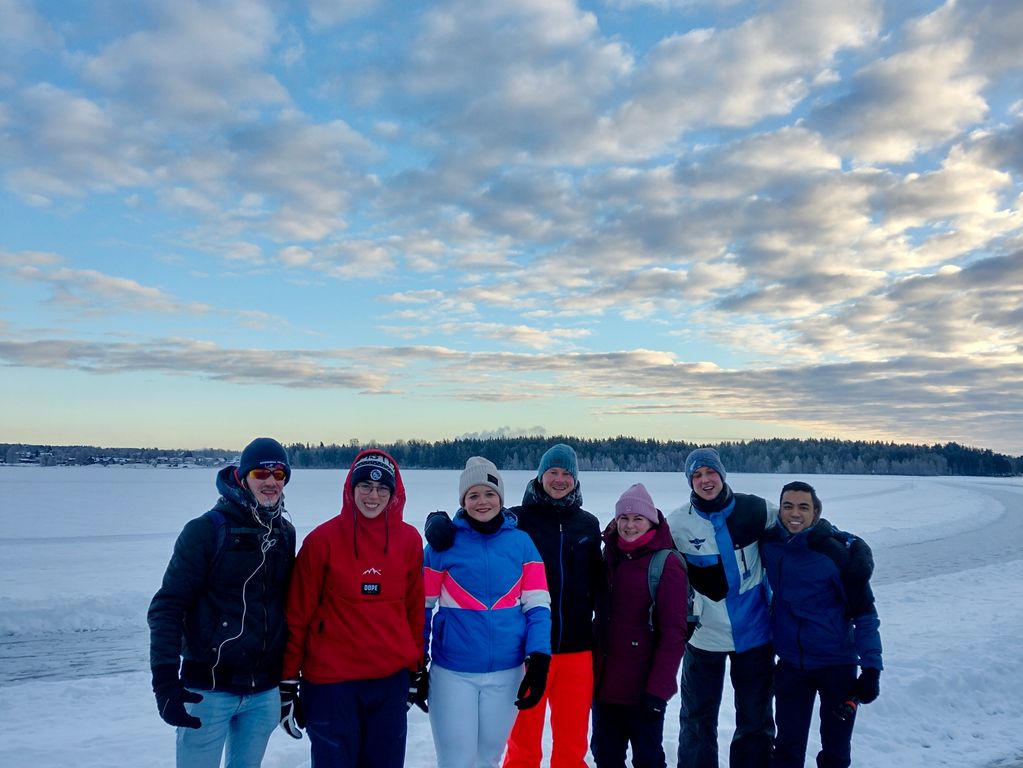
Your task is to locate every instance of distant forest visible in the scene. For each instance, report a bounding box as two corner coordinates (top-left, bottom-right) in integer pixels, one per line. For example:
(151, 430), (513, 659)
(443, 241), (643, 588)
(6, 437), (1020, 476)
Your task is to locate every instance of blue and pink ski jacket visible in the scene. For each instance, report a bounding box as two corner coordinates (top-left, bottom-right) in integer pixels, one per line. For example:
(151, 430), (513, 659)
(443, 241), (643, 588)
(424, 512), (552, 673)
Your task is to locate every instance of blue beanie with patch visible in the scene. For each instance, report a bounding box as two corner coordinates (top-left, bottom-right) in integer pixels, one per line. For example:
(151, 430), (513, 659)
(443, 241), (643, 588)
(684, 447), (726, 488)
(537, 443), (578, 480)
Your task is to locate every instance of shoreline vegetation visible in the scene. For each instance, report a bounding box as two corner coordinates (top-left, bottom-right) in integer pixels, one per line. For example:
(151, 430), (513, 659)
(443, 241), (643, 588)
(4, 436), (1020, 477)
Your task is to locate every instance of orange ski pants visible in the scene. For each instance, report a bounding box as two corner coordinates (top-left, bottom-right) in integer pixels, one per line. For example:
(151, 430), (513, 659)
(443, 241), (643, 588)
(502, 650), (593, 768)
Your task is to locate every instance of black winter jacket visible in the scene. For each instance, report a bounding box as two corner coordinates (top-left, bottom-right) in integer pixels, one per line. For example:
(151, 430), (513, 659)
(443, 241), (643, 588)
(511, 479), (602, 654)
(148, 466), (296, 693)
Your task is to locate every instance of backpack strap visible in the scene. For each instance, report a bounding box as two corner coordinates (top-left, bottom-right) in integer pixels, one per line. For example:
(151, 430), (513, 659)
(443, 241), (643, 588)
(647, 548), (687, 632)
(202, 508), (229, 575)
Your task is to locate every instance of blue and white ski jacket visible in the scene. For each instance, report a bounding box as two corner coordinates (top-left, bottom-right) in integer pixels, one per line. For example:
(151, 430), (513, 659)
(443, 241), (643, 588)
(666, 490), (775, 653)
(424, 512), (552, 673)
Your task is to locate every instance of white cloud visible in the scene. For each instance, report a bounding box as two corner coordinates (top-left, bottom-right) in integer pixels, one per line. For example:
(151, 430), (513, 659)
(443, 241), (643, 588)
(80, 0), (287, 123)
(2, 85), (152, 201)
(607, 0), (881, 152)
(812, 40), (988, 163)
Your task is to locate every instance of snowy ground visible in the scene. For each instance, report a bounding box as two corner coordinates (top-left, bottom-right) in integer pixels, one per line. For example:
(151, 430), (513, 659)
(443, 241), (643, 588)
(1, 466), (1021, 767)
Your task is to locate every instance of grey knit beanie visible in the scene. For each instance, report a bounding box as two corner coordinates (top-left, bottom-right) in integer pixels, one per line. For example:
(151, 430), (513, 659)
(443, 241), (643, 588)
(684, 447), (727, 488)
(458, 456), (505, 507)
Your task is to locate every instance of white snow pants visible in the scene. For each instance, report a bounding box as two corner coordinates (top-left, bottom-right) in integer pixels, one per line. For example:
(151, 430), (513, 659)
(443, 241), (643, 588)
(428, 663), (522, 768)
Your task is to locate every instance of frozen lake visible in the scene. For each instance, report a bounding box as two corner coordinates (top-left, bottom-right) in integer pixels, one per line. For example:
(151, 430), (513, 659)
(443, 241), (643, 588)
(1, 465), (1022, 767)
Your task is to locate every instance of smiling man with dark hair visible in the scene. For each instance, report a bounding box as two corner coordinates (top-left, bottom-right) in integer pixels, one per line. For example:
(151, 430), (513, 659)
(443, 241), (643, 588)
(761, 481), (882, 768)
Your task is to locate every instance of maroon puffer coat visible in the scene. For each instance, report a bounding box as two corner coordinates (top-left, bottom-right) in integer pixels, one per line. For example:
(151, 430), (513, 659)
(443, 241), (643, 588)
(593, 512), (688, 704)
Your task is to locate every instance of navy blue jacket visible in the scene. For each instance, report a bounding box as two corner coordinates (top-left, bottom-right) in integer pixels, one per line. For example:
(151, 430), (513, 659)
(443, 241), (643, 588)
(761, 518), (882, 671)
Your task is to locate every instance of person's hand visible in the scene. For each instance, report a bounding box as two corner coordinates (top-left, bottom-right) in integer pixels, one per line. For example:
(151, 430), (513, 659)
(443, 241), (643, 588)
(515, 653), (551, 710)
(641, 693), (667, 720)
(845, 536), (875, 582)
(425, 511), (456, 551)
(408, 666), (430, 713)
(853, 667), (880, 704)
(152, 664), (203, 729)
(279, 679), (304, 739)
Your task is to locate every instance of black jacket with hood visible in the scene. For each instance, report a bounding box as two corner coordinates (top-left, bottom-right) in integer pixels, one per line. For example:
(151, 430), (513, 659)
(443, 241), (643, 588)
(511, 478), (603, 654)
(148, 466), (296, 693)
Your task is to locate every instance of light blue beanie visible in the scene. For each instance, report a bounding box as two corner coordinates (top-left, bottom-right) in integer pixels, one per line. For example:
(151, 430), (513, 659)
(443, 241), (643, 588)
(537, 443), (578, 480)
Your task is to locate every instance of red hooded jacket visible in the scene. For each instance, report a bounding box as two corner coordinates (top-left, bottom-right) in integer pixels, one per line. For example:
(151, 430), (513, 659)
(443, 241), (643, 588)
(282, 449), (425, 684)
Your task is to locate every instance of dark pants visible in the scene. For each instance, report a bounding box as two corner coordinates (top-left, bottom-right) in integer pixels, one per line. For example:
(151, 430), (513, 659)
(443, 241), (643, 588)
(302, 670), (409, 768)
(774, 660), (857, 768)
(592, 700), (666, 768)
(677, 643), (775, 768)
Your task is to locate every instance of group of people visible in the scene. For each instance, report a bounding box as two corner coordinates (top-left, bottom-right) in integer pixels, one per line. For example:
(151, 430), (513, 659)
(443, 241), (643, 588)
(148, 438), (883, 768)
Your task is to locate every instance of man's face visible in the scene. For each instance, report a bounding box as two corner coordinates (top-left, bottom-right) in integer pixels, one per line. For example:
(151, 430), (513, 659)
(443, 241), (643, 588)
(690, 466), (723, 501)
(779, 490), (816, 533)
(541, 467), (576, 500)
(244, 466), (285, 508)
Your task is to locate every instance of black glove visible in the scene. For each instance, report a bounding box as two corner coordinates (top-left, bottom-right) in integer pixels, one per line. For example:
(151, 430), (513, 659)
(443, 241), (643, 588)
(515, 653), (551, 710)
(152, 664), (203, 729)
(853, 667), (880, 704)
(408, 666), (430, 713)
(641, 693), (667, 720)
(424, 511), (456, 551)
(279, 679), (304, 739)
(846, 537), (875, 583)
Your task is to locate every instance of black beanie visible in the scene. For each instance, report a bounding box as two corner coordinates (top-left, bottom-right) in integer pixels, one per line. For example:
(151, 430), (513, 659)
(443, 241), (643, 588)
(238, 437), (291, 484)
(351, 452), (397, 492)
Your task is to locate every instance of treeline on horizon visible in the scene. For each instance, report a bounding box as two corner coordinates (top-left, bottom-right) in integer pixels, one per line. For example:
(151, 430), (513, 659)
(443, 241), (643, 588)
(6, 436), (1020, 477)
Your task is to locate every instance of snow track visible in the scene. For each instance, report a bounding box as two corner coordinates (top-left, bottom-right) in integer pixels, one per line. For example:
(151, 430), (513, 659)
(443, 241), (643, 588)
(873, 482), (1023, 585)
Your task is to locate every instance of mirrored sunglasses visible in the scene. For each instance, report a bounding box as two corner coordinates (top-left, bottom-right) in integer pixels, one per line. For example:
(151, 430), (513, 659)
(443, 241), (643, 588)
(249, 465), (287, 482)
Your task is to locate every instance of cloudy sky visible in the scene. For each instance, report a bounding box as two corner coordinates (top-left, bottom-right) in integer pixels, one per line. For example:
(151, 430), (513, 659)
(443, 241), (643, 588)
(1, 0), (1022, 455)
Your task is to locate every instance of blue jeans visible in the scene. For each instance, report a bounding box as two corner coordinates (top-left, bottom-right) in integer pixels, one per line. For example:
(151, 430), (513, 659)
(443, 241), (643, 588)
(677, 643), (775, 768)
(177, 687), (280, 768)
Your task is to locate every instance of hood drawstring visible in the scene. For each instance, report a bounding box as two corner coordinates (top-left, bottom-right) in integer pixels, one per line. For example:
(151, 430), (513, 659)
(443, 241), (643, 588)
(351, 498), (392, 559)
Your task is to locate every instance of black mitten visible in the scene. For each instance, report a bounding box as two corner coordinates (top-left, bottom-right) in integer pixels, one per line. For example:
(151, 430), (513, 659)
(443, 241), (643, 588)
(152, 664), (203, 729)
(425, 511), (456, 551)
(279, 679), (304, 739)
(853, 667), (880, 704)
(515, 653), (551, 710)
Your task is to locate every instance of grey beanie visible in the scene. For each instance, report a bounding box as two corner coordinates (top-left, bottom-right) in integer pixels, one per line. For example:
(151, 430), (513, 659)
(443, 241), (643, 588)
(458, 456), (505, 506)
(684, 447), (727, 488)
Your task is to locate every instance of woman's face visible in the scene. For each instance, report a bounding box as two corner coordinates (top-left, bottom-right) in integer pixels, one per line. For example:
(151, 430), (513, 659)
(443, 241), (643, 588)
(616, 513), (653, 542)
(463, 485), (502, 523)
(354, 481), (391, 518)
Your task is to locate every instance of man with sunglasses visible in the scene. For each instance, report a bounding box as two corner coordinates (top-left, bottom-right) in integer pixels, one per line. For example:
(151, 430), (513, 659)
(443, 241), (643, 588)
(148, 437), (297, 768)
